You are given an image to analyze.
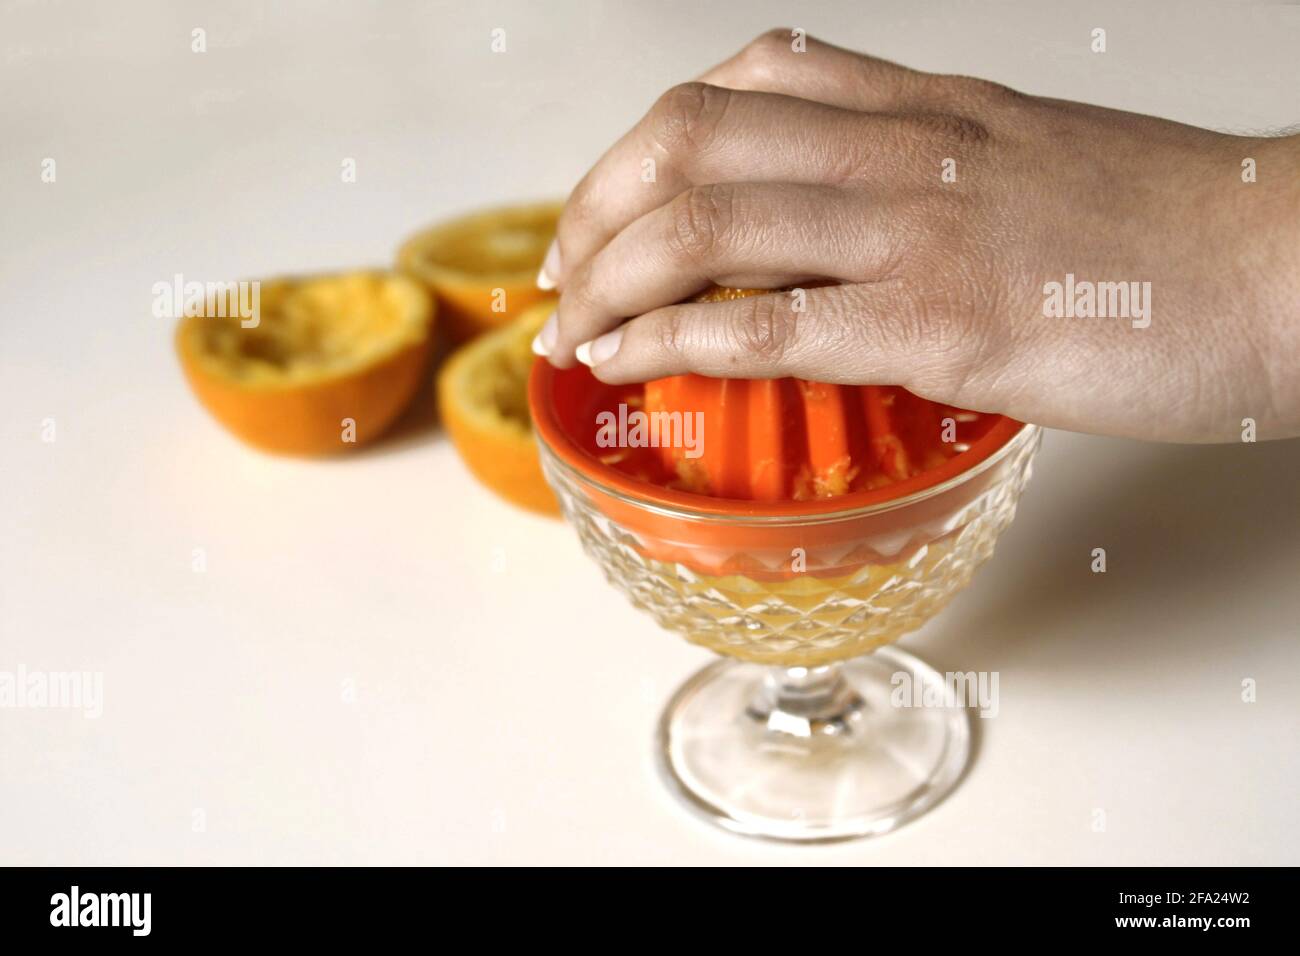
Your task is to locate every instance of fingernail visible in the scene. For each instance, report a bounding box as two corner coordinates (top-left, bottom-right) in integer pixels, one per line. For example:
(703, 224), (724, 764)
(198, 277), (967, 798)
(536, 240), (561, 290)
(576, 327), (624, 367)
(531, 311), (558, 357)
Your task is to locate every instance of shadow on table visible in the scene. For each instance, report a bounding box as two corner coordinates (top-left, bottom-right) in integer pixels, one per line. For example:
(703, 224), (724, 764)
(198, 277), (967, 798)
(944, 434), (1300, 671)
(338, 337), (455, 459)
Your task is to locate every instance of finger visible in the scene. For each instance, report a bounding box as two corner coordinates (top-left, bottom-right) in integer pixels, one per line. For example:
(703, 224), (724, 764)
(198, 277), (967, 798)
(579, 282), (973, 399)
(550, 83), (919, 288)
(698, 28), (938, 112)
(548, 182), (902, 366)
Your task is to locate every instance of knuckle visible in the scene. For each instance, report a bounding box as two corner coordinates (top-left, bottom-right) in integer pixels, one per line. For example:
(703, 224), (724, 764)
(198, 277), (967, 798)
(880, 282), (956, 380)
(837, 112), (989, 185)
(908, 112), (991, 147)
(966, 77), (1021, 102)
(561, 174), (599, 230)
(914, 72), (965, 100)
(910, 193), (971, 245)
(651, 82), (731, 155)
(885, 267), (994, 397)
(920, 73), (1025, 112)
(814, 286), (866, 348)
(655, 308), (687, 355)
(668, 184), (737, 262)
(732, 294), (797, 361)
(564, 267), (604, 317)
(738, 29), (793, 70)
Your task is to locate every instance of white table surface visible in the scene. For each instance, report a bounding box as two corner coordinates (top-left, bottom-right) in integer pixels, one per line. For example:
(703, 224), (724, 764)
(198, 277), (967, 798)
(2, 0), (1297, 866)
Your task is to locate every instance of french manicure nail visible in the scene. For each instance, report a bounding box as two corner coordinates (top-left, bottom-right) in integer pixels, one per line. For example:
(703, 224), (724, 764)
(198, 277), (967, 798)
(576, 327), (624, 367)
(531, 311), (558, 357)
(536, 240), (561, 290)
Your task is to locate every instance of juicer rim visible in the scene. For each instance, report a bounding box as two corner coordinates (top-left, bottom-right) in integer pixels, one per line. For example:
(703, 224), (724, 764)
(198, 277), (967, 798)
(529, 363), (1039, 526)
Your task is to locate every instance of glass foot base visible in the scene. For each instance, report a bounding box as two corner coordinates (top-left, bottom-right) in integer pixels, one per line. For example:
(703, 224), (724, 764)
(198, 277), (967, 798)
(655, 645), (971, 843)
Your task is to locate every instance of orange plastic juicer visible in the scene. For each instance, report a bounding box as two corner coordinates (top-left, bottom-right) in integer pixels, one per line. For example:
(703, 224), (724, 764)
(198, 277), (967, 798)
(640, 375), (999, 500)
(527, 294), (1041, 843)
(533, 365), (1025, 582)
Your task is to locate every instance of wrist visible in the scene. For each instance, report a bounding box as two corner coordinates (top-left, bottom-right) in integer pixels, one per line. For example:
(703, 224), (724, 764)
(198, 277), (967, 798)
(1241, 134), (1300, 437)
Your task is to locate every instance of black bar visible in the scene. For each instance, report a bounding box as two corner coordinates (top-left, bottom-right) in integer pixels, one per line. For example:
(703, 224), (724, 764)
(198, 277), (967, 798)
(0, 866), (1285, 942)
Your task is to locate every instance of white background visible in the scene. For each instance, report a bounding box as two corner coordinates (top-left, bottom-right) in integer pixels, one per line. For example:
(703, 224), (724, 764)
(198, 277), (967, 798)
(2, 0), (1297, 865)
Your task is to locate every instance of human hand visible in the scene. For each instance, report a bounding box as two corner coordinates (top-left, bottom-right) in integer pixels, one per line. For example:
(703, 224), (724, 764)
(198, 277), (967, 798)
(533, 30), (1300, 442)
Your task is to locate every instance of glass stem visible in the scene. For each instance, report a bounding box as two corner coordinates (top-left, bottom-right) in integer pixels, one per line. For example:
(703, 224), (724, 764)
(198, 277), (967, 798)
(748, 664), (865, 738)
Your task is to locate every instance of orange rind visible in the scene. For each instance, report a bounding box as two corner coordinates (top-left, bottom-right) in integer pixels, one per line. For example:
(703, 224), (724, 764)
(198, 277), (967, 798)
(438, 301), (559, 515)
(397, 201), (561, 343)
(176, 271), (434, 455)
